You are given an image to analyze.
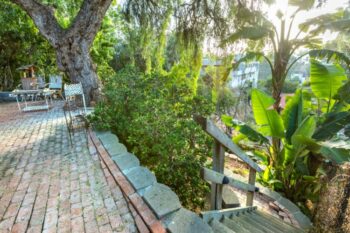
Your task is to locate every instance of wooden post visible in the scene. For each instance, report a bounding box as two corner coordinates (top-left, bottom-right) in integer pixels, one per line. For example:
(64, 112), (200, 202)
(246, 167), (256, 206)
(211, 140), (225, 210)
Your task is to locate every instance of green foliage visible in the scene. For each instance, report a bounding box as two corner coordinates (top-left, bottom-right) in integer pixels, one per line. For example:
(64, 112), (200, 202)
(223, 80), (350, 215)
(310, 59), (347, 101)
(289, 0), (315, 10)
(90, 66), (215, 210)
(260, 78), (299, 94)
(221, 115), (268, 144)
(91, 9), (119, 79)
(282, 90), (303, 143)
(251, 89), (285, 137)
(40, 0), (83, 28)
(0, 0), (58, 90)
(313, 111), (350, 141)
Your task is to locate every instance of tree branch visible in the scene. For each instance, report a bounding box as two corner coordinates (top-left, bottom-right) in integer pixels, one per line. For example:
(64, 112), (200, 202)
(11, 0), (63, 47)
(66, 0), (113, 45)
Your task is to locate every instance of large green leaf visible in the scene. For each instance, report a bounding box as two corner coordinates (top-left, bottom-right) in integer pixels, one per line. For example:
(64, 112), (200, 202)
(224, 26), (271, 43)
(293, 135), (321, 152)
(320, 147), (350, 164)
(313, 111), (350, 140)
(221, 115), (269, 144)
(300, 11), (344, 33)
(291, 116), (316, 151)
(309, 49), (350, 66)
(282, 89), (303, 143)
(232, 52), (266, 69)
(289, 0), (315, 10)
(251, 89), (285, 137)
(310, 59), (347, 100)
(337, 80), (350, 103)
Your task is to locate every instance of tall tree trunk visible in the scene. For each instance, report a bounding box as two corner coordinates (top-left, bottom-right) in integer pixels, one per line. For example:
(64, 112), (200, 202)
(11, 0), (113, 104)
(56, 41), (99, 103)
(271, 46), (289, 167)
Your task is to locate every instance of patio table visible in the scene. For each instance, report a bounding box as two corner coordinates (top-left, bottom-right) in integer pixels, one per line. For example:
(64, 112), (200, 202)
(11, 89), (54, 112)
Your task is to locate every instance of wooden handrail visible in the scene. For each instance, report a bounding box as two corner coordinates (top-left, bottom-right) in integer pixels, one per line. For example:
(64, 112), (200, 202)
(201, 167), (259, 192)
(194, 116), (263, 173)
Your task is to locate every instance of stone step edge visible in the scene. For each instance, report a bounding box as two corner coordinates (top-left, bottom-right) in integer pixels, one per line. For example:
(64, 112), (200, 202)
(88, 129), (166, 233)
(88, 134), (150, 233)
(89, 130), (214, 233)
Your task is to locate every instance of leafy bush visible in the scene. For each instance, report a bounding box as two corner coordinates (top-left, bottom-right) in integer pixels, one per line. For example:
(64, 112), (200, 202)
(90, 65), (215, 210)
(260, 78), (299, 93)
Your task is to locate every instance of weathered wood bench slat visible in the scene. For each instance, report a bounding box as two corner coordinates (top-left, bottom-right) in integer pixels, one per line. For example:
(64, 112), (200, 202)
(201, 168), (258, 192)
(194, 116), (263, 173)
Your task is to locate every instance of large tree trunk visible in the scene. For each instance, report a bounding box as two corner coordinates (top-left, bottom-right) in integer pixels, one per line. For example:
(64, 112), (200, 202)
(56, 40), (99, 103)
(312, 163), (350, 232)
(11, 0), (113, 104)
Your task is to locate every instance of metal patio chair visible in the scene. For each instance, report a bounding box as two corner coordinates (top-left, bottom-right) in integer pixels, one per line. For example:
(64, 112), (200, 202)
(63, 83), (88, 145)
(48, 75), (63, 99)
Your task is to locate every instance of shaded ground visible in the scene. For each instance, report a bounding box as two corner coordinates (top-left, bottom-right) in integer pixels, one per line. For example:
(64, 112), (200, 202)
(0, 102), (136, 233)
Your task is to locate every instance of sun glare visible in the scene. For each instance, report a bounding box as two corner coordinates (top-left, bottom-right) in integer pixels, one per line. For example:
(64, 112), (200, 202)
(265, 0), (348, 42)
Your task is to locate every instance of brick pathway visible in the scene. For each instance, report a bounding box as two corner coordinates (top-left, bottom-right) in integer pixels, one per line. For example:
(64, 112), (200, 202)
(0, 102), (136, 233)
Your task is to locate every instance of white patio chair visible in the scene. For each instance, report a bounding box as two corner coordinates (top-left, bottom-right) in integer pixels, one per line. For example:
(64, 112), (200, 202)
(48, 75), (63, 99)
(64, 83), (87, 113)
(63, 83), (88, 144)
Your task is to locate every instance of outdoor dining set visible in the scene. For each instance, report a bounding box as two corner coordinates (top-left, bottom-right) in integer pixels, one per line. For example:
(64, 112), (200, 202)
(11, 64), (89, 144)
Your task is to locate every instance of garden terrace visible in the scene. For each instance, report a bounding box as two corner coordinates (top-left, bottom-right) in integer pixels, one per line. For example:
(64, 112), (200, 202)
(0, 102), (313, 232)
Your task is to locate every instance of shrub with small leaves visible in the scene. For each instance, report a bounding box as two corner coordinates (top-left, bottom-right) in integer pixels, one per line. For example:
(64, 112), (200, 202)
(90, 65), (215, 210)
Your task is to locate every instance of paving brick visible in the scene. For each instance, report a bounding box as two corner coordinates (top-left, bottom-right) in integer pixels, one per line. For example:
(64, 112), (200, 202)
(26, 225), (43, 233)
(71, 216), (84, 232)
(11, 221), (28, 233)
(16, 205), (33, 222)
(3, 202), (21, 219)
(44, 210), (58, 229)
(22, 192), (36, 206)
(0, 217), (15, 232)
(0, 103), (137, 233)
(71, 203), (83, 219)
(29, 208), (46, 226)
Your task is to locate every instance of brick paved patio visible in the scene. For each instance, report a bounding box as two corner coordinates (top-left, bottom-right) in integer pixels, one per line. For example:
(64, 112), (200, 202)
(0, 102), (136, 233)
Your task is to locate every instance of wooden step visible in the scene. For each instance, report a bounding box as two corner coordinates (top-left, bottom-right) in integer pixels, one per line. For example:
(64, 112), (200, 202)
(229, 213), (266, 233)
(201, 207), (305, 233)
(234, 213), (276, 233)
(221, 216), (251, 233)
(248, 212), (294, 233)
(255, 211), (303, 233)
(209, 219), (236, 233)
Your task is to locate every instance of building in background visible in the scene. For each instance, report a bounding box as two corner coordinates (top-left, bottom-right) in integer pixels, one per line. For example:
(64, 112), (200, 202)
(229, 61), (260, 89)
(201, 58), (260, 89)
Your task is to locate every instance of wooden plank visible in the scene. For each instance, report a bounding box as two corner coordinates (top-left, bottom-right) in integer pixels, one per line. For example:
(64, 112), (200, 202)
(200, 206), (257, 222)
(246, 168), (256, 206)
(194, 116), (262, 173)
(202, 167), (226, 185)
(201, 167), (257, 192)
(211, 141), (225, 210)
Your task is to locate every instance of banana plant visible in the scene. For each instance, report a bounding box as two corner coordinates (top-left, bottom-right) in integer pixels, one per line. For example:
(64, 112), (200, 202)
(222, 87), (350, 202)
(221, 0), (349, 112)
(309, 58), (350, 141)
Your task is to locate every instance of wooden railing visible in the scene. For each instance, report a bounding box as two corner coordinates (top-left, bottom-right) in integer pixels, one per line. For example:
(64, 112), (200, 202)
(194, 116), (263, 210)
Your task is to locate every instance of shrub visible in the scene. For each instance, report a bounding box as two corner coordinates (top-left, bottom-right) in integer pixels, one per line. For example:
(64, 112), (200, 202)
(91, 65), (215, 210)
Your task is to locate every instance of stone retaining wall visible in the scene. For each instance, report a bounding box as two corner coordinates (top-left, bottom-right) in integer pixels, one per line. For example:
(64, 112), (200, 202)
(91, 130), (214, 233)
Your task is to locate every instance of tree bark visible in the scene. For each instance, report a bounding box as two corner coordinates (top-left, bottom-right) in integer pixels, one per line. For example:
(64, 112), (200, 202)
(11, 0), (113, 103)
(55, 39), (99, 103)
